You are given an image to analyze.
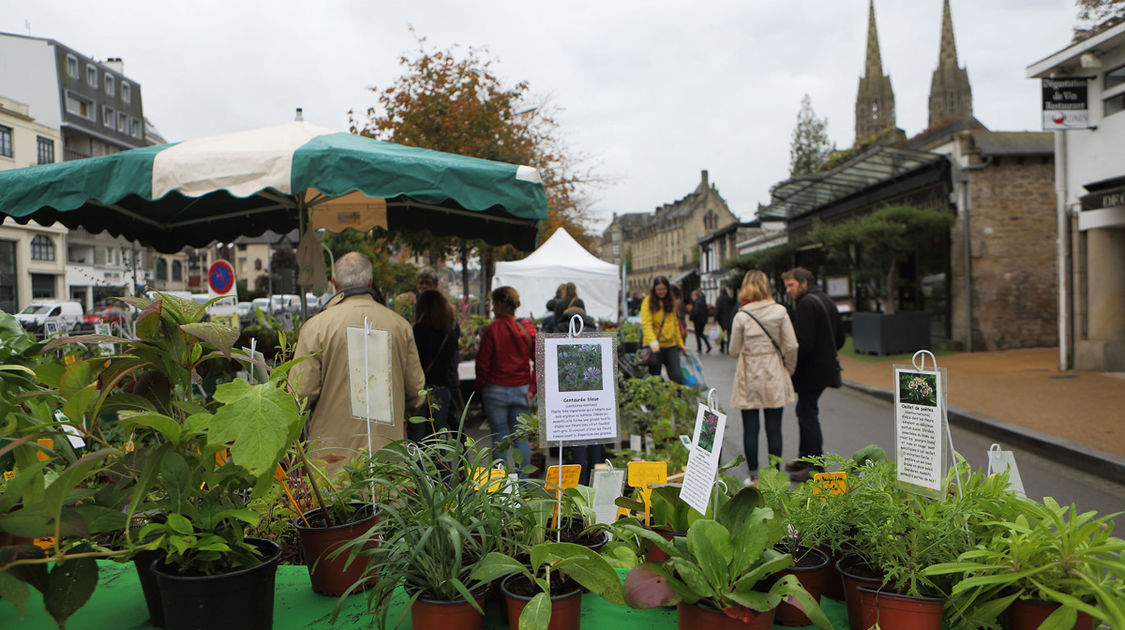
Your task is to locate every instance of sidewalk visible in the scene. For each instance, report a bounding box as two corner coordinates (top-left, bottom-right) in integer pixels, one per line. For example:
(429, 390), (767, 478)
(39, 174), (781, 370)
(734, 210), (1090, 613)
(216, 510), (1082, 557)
(838, 346), (1125, 484)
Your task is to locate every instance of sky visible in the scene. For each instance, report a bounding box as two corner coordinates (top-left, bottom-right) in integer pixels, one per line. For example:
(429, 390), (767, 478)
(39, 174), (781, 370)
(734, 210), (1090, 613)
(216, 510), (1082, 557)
(1, 0), (1083, 230)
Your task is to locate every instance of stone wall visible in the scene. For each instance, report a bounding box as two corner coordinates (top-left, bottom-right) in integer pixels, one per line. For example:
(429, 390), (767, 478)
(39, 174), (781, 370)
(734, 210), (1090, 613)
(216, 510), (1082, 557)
(963, 156), (1058, 350)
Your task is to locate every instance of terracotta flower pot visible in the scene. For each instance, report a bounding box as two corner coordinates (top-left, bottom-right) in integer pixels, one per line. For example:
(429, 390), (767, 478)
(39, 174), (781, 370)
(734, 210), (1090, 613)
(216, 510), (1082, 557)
(500, 574), (583, 630)
(676, 600), (775, 630)
(817, 544), (845, 601)
(292, 502), (379, 596)
(858, 586), (945, 630)
(773, 545), (830, 627)
(836, 556), (883, 630)
(644, 527), (678, 563)
(411, 593), (487, 630)
(1007, 598), (1096, 630)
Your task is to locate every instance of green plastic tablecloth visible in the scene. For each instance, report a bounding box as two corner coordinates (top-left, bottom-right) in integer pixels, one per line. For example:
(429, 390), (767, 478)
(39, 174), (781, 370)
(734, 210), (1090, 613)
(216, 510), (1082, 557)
(10, 563), (850, 629)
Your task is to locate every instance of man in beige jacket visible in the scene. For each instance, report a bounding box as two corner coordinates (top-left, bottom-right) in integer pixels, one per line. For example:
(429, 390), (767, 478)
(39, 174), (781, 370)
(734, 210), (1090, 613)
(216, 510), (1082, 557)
(291, 252), (425, 466)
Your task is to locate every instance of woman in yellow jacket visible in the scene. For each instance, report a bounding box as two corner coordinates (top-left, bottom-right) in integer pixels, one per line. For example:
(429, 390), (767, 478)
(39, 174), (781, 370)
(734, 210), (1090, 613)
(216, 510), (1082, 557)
(640, 275), (685, 384)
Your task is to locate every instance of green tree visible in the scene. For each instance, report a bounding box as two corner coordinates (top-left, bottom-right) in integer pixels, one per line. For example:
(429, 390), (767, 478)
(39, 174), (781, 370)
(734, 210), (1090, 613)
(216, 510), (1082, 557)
(1074, 0), (1125, 40)
(788, 94), (835, 177)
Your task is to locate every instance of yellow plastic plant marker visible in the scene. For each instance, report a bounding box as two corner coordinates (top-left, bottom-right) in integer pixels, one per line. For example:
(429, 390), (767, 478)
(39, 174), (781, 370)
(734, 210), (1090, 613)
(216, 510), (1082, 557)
(545, 465), (581, 527)
(472, 467), (508, 493)
(35, 438), (53, 462)
(3, 470), (15, 481)
(811, 471), (847, 501)
(33, 537), (55, 550)
(627, 461), (667, 526)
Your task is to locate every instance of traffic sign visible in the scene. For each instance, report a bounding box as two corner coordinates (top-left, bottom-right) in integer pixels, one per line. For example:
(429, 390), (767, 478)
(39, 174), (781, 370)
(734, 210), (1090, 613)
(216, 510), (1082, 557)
(208, 260), (236, 296)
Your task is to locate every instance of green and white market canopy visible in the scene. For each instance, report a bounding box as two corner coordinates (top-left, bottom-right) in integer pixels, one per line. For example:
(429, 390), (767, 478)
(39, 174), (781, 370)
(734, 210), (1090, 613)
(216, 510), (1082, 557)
(0, 122), (547, 253)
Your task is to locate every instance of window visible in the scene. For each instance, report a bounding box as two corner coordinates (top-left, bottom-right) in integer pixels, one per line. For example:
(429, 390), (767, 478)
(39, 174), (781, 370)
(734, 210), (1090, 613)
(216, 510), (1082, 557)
(130, 117), (141, 139)
(121, 82), (131, 103)
(31, 235), (55, 261)
(66, 55), (78, 79)
(171, 260), (182, 282)
(105, 73), (115, 97)
(155, 259), (167, 281)
(103, 105), (114, 128)
(105, 247), (113, 265)
(31, 274), (55, 299)
(1107, 93), (1125, 117)
(86, 65), (98, 87)
(0, 125), (11, 158)
(65, 92), (94, 120)
(117, 112), (127, 133)
(1107, 64), (1125, 91)
(36, 136), (54, 165)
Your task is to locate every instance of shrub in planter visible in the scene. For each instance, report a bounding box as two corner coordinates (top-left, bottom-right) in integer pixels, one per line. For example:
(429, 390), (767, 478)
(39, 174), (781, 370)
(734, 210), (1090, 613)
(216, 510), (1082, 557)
(470, 541), (625, 630)
(620, 487), (831, 629)
(924, 495), (1125, 629)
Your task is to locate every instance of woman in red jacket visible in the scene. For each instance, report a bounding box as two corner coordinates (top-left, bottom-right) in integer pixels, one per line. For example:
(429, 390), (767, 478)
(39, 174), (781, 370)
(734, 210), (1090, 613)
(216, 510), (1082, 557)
(475, 286), (536, 475)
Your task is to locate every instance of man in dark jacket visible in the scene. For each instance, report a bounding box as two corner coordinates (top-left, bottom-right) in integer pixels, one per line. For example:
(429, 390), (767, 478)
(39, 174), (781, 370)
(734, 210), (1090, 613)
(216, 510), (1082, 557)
(783, 267), (844, 482)
(714, 287), (735, 354)
(689, 289), (712, 353)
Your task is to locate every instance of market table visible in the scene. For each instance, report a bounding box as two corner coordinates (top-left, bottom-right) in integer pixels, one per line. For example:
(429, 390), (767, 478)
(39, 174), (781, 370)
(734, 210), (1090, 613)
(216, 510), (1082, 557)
(12, 563), (850, 629)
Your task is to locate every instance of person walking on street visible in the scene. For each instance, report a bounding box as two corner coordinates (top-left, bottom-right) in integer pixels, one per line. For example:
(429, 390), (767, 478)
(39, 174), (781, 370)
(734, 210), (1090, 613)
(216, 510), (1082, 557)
(476, 286), (537, 475)
(730, 270), (797, 484)
(690, 289), (712, 353)
(715, 287), (735, 354)
(783, 267), (845, 482)
(640, 276), (685, 384)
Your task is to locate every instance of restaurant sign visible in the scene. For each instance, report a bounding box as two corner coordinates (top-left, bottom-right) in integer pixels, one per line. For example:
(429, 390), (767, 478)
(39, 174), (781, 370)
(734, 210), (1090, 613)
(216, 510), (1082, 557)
(1041, 78), (1092, 130)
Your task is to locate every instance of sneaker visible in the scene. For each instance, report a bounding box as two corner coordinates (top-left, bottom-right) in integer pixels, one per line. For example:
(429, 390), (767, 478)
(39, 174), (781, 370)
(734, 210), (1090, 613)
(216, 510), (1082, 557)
(788, 467), (814, 483)
(742, 476), (758, 486)
(784, 460), (811, 473)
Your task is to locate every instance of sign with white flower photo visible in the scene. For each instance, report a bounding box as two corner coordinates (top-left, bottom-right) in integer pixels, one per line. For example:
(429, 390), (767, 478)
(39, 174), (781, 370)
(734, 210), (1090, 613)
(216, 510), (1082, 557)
(893, 367), (948, 495)
(540, 335), (618, 444)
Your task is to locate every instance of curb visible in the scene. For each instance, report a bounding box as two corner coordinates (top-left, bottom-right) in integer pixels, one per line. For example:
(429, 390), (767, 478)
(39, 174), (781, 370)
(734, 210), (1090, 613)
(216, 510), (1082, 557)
(843, 380), (1125, 486)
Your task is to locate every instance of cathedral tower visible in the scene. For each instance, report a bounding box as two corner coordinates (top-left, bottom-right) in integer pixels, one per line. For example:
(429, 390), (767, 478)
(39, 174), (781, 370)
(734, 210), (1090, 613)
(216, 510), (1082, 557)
(928, 0), (973, 127)
(855, 0), (897, 144)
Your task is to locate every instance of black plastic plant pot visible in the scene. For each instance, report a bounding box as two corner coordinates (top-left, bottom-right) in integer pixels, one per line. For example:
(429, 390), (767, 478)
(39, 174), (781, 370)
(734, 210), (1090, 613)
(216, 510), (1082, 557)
(151, 537), (283, 630)
(133, 549), (165, 627)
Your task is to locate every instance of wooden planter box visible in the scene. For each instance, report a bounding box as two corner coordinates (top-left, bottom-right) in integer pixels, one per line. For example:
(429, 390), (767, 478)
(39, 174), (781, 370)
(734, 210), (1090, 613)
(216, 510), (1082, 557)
(852, 311), (931, 356)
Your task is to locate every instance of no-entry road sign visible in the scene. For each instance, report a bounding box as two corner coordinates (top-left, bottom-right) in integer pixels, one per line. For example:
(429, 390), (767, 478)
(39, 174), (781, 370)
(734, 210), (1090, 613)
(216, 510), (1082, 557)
(208, 260), (236, 296)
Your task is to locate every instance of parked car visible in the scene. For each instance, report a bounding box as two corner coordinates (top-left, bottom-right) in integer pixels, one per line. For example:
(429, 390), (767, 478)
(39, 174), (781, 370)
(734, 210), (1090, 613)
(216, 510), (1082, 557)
(251, 297), (270, 317)
(15, 300), (84, 336)
(237, 302), (255, 325)
(83, 305), (128, 328)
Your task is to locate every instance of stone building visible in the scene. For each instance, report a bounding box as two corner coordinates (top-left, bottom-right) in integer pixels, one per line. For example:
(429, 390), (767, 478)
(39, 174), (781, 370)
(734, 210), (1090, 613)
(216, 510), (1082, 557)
(760, 0), (1057, 352)
(600, 170), (739, 295)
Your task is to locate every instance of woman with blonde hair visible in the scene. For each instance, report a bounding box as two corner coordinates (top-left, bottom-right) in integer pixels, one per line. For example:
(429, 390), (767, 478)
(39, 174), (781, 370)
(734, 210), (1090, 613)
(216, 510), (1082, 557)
(730, 270), (798, 483)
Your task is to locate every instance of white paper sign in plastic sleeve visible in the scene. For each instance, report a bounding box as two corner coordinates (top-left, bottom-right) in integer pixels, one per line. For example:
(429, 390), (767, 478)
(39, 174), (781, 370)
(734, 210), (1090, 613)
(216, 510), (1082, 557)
(345, 326), (393, 424)
(679, 403), (726, 515)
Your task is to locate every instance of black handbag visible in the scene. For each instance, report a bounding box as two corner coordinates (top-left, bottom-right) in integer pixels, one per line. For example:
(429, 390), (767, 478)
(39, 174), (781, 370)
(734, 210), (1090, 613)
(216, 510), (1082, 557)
(636, 347), (660, 367)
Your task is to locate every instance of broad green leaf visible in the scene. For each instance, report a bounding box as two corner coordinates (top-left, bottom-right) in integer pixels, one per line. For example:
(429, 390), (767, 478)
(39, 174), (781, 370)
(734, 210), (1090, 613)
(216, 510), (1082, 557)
(669, 558), (714, 599)
(75, 505), (127, 534)
(166, 513), (193, 535)
(0, 570), (30, 619)
(119, 411), (182, 444)
(0, 459), (50, 513)
(208, 379), (299, 480)
(731, 552), (793, 593)
(44, 556), (97, 627)
(619, 524), (678, 559)
(770, 574), (831, 629)
(724, 589), (777, 612)
(61, 383), (97, 424)
(729, 507), (770, 576)
(213, 509), (261, 527)
(687, 520), (732, 590)
(1038, 605), (1077, 630)
(181, 322), (239, 358)
(160, 451), (191, 514)
(42, 449), (116, 527)
(469, 552), (527, 583)
(135, 300), (162, 339)
(518, 592), (551, 630)
(717, 486), (763, 531)
(539, 543), (624, 605)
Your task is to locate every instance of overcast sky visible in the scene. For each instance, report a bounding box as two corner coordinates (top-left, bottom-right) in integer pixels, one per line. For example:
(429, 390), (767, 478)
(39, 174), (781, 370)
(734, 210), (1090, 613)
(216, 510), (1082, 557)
(2, 0), (1081, 229)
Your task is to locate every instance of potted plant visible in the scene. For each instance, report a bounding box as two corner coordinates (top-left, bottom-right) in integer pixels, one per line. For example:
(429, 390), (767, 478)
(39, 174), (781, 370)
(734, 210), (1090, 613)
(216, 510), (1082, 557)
(620, 486), (831, 630)
(469, 541), (625, 630)
(924, 495), (1125, 630)
(613, 485), (715, 562)
(810, 203), (953, 355)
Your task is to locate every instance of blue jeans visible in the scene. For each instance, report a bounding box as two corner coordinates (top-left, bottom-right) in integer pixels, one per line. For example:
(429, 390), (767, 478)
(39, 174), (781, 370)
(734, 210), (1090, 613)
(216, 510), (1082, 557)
(647, 346), (684, 384)
(741, 408), (783, 474)
(481, 384), (532, 476)
(564, 444), (605, 486)
(407, 386), (453, 443)
(795, 388), (825, 459)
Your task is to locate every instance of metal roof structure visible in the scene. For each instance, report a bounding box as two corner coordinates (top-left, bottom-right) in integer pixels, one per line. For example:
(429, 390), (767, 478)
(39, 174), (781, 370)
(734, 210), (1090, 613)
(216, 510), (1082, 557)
(762, 145), (945, 220)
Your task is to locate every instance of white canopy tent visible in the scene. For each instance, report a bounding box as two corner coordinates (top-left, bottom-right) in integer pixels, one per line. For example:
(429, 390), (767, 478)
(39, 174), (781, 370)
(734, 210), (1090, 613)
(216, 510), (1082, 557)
(492, 228), (621, 322)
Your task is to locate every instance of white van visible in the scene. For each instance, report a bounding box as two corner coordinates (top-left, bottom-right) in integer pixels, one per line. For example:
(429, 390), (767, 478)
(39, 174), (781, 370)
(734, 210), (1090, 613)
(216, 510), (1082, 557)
(16, 300), (84, 334)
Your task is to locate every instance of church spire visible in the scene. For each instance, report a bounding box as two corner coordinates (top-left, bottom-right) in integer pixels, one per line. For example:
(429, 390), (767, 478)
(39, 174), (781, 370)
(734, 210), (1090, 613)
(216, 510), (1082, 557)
(928, 0), (973, 128)
(855, 0), (897, 144)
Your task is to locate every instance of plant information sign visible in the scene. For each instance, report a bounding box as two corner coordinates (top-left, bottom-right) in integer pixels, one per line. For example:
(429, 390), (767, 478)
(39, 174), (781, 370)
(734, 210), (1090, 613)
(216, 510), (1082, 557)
(679, 403), (727, 515)
(345, 326), (393, 424)
(893, 367), (948, 495)
(541, 335), (618, 444)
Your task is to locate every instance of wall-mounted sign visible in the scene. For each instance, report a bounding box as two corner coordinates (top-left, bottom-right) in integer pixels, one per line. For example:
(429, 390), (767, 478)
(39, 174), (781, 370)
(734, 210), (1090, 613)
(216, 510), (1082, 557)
(1041, 77), (1092, 130)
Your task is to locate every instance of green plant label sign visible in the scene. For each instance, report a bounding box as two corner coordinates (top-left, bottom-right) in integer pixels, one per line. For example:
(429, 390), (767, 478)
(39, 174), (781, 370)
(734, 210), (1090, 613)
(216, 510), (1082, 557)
(893, 367), (947, 494)
(679, 403), (726, 515)
(540, 335), (618, 444)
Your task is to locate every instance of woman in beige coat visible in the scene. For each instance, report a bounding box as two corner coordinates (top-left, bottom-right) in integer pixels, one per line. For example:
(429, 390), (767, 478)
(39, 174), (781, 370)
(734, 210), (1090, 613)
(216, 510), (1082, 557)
(729, 270), (798, 483)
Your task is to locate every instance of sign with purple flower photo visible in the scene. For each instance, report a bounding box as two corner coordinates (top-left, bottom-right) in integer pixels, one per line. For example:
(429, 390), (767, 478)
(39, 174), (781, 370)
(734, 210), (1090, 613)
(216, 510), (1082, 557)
(541, 335), (618, 444)
(893, 366), (948, 495)
(679, 403), (726, 515)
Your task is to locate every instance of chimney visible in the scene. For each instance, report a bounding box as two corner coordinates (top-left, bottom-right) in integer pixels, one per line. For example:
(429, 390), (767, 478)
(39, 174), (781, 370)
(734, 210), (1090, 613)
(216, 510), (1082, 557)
(294, 107), (304, 122)
(105, 57), (124, 74)
(701, 170), (709, 189)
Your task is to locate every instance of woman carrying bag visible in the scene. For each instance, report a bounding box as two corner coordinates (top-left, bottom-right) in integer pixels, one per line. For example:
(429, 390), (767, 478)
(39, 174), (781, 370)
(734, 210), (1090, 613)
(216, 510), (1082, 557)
(640, 275), (685, 384)
(730, 270), (798, 484)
